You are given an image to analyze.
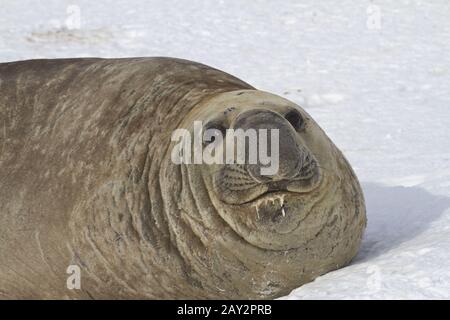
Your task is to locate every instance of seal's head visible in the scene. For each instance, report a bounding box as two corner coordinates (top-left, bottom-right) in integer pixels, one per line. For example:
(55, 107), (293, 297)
(163, 89), (366, 298)
(182, 90), (339, 249)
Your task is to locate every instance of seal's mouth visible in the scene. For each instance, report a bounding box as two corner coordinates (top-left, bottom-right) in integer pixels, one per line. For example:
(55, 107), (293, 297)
(238, 174), (321, 226)
(239, 188), (309, 206)
(231, 168), (326, 242)
(214, 164), (321, 206)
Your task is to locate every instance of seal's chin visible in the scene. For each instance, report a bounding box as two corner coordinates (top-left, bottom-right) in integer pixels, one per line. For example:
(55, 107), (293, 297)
(206, 165), (329, 250)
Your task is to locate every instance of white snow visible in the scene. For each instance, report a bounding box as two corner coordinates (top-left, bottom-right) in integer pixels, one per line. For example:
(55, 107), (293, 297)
(1, 0), (449, 299)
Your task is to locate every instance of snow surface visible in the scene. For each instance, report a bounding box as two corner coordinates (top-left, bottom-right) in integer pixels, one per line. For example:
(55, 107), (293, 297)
(1, 0), (449, 299)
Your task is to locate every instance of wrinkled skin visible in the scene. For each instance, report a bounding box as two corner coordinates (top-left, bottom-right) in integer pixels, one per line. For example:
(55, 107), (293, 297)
(0, 57), (366, 299)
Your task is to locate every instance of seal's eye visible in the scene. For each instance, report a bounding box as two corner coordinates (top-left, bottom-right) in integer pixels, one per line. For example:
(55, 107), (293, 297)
(285, 110), (305, 131)
(203, 122), (226, 146)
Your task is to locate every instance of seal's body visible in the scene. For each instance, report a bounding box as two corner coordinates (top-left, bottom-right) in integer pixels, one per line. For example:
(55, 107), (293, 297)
(0, 58), (366, 299)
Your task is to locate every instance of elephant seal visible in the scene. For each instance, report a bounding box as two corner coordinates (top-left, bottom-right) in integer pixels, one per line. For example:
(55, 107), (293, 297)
(0, 57), (366, 299)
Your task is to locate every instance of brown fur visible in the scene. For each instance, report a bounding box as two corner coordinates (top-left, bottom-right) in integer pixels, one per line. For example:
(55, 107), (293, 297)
(0, 57), (366, 299)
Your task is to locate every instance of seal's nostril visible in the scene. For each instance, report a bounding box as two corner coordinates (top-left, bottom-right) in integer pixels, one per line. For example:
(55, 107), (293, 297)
(284, 110), (304, 131)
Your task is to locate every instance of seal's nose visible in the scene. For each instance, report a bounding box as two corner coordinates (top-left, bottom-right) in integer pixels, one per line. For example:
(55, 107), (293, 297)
(232, 109), (303, 182)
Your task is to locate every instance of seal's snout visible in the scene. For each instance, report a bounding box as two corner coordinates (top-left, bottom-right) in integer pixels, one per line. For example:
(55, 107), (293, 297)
(213, 107), (321, 205)
(233, 108), (311, 182)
